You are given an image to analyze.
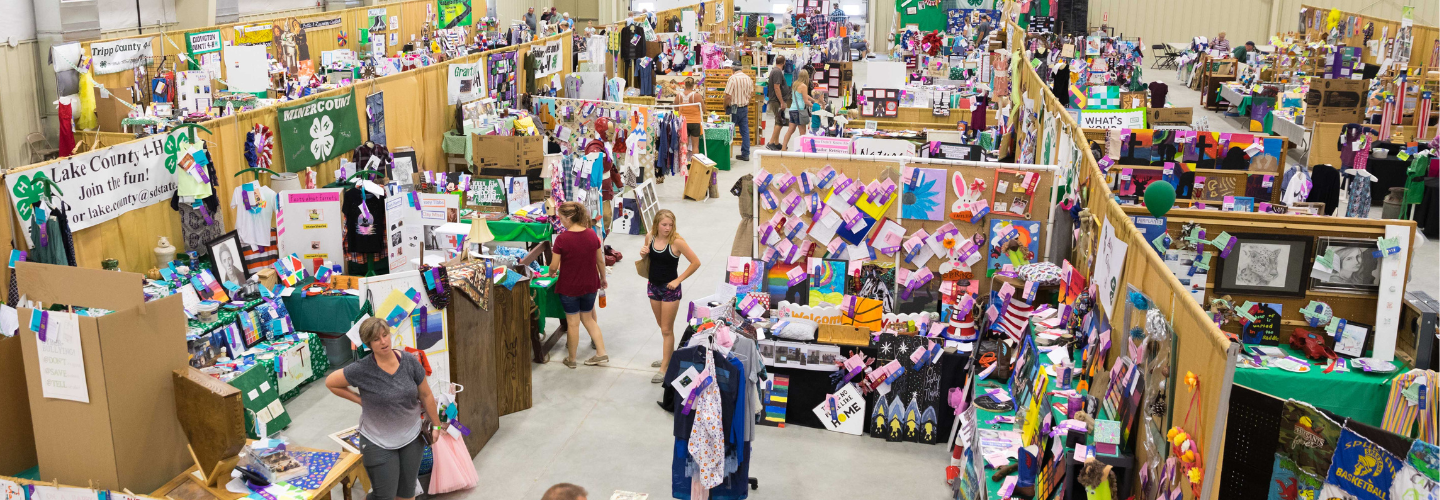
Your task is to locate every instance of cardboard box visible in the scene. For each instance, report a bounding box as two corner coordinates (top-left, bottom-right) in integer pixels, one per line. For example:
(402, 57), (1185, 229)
(1305, 78), (1368, 124)
(0, 336), (36, 475)
(1146, 107), (1193, 125)
(685, 154), (716, 201)
(16, 263), (191, 492)
(470, 134), (545, 170)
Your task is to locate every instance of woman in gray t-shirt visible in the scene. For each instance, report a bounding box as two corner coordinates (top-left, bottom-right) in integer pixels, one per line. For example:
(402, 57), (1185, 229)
(325, 318), (446, 500)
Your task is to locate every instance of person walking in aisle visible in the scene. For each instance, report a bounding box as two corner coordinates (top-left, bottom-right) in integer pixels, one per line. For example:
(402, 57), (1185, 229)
(724, 60), (755, 161)
(643, 209), (700, 383)
(765, 55), (790, 150)
(676, 78), (706, 155)
(324, 318), (446, 500)
(779, 67), (816, 151)
(524, 8), (537, 32)
(551, 201), (609, 368)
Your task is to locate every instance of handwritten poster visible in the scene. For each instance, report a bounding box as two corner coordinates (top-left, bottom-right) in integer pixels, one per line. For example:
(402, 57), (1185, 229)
(33, 311), (88, 403)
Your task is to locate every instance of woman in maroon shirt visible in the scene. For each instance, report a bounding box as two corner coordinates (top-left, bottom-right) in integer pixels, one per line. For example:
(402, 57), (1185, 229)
(550, 202), (609, 368)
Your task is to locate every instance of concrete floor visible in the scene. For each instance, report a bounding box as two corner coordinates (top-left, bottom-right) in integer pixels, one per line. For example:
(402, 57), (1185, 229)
(279, 64), (1437, 500)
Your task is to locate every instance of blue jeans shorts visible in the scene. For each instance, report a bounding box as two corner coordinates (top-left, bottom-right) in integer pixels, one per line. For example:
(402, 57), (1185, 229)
(559, 292), (597, 314)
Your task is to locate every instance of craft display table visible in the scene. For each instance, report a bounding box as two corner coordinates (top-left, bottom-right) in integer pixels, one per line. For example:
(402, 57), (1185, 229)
(1233, 344), (1409, 427)
(151, 443), (368, 500)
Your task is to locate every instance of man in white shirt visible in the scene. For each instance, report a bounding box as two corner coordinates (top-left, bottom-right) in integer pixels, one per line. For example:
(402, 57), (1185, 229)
(723, 61), (755, 161)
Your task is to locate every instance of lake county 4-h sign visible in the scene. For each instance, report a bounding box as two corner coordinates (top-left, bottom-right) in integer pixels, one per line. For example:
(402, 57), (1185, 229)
(277, 90), (363, 172)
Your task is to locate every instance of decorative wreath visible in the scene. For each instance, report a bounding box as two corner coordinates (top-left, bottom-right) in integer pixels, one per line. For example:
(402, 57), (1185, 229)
(245, 124), (275, 170)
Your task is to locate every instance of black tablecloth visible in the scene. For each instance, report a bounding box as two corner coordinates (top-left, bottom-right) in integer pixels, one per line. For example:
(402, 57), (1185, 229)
(1416, 178), (1439, 239)
(659, 327), (970, 436)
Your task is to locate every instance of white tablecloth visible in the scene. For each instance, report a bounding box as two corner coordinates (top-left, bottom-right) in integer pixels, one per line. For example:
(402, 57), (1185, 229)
(1218, 84), (1245, 107)
(1272, 114), (1309, 153)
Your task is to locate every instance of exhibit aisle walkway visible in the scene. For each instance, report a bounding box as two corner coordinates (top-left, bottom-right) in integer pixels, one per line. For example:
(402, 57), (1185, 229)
(279, 147), (951, 499)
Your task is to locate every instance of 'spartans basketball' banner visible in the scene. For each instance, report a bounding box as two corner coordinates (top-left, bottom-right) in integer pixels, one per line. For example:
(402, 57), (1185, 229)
(6, 132), (180, 245)
(277, 90), (363, 172)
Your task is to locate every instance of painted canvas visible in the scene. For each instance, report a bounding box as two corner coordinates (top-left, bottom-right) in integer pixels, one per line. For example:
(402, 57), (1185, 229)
(901, 167), (947, 221)
(987, 219), (1042, 274)
(808, 258), (848, 306)
(766, 261), (809, 309)
(847, 262), (896, 313)
(1110, 129), (1287, 172)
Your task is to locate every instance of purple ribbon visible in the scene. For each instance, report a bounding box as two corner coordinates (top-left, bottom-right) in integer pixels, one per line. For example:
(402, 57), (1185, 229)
(448, 420), (472, 436)
(34, 311), (48, 342)
(680, 377), (713, 415)
(197, 202), (215, 226)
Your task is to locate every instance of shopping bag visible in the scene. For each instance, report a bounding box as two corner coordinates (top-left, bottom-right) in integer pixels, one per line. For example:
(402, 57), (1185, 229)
(427, 433), (478, 494)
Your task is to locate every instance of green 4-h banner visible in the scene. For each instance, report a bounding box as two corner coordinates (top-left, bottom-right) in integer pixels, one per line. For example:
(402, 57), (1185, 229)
(277, 90), (363, 172)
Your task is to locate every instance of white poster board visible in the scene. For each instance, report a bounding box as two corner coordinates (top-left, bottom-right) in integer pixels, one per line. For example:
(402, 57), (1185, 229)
(447, 62), (482, 105)
(853, 137), (918, 157)
(1092, 218), (1129, 315)
(385, 195), (421, 273)
(275, 341), (315, 394)
(1371, 225), (1410, 361)
(33, 311), (88, 403)
(534, 39), (564, 78)
(1079, 108), (1147, 129)
(223, 45), (271, 94)
(573, 71), (605, 100)
(417, 193), (460, 256)
(177, 70), (213, 114)
(812, 383), (866, 435)
(865, 61), (907, 89)
(277, 188), (344, 273)
(359, 272), (449, 388)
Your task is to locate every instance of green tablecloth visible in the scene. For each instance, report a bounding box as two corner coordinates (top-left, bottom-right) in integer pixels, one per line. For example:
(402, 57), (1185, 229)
(282, 292), (361, 334)
(530, 276), (565, 320)
(703, 124), (734, 171)
(442, 131), (473, 164)
(1233, 344), (1405, 427)
(464, 217), (554, 242)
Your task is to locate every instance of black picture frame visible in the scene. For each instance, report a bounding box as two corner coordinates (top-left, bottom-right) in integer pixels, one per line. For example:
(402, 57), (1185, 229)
(206, 231), (250, 287)
(1212, 233), (1313, 298)
(1310, 237), (1383, 295)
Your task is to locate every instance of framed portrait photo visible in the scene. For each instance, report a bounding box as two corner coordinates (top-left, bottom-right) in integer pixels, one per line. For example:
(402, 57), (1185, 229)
(1212, 233), (1313, 298)
(206, 231), (250, 287)
(1310, 237), (1382, 295)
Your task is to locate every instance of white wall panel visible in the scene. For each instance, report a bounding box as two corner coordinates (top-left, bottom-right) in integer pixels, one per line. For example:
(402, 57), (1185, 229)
(238, 0), (321, 17)
(99, 0), (179, 31)
(0, 41), (46, 170)
(0, 0), (36, 42)
(1087, 0), (1435, 56)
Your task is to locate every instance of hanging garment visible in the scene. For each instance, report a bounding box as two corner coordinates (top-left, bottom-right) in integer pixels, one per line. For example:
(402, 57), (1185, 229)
(26, 212), (70, 267)
(1344, 137), (1374, 218)
(1052, 67), (1071, 107)
(637, 58), (656, 96)
(57, 101), (75, 157)
(1307, 164), (1342, 215)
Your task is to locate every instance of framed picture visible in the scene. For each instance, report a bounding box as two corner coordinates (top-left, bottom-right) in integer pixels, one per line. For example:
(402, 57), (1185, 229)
(1310, 237), (1382, 295)
(1333, 321), (1371, 358)
(206, 231), (249, 286)
(1212, 233), (1313, 298)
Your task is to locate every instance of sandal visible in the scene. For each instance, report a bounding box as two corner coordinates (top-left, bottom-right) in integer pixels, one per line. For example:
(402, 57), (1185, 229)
(651, 360), (662, 368)
(651, 372), (664, 383)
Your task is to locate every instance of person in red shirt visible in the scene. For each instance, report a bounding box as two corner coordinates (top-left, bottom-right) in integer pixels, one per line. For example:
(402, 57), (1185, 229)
(550, 202), (609, 368)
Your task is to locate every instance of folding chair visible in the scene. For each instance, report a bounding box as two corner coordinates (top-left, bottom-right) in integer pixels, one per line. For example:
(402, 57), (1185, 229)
(1152, 44), (1179, 70)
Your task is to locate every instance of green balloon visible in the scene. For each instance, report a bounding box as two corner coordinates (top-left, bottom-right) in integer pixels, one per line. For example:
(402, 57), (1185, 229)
(1144, 181), (1176, 217)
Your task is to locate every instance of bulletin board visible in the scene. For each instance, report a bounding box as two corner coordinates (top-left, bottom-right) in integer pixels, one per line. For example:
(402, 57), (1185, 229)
(754, 152), (1057, 305)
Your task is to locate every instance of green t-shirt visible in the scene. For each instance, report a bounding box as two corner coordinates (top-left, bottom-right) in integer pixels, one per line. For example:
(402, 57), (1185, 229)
(765, 23), (776, 38)
(1233, 47), (1248, 63)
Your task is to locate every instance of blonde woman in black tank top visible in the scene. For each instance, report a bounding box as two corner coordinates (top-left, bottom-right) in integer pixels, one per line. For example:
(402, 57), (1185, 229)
(641, 209), (701, 383)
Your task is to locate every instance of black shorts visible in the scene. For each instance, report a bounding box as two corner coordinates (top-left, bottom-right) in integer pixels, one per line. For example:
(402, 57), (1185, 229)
(686, 123), (702, 137)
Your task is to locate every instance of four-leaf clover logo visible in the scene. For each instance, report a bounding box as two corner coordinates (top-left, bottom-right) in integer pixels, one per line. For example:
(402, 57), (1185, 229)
(309, 115), (335, 160)
(163, 134), (182, 174)
(10, 172), (52, 222)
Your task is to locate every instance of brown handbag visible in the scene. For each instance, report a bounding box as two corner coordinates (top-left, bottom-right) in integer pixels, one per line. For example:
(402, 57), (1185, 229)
(634, 252), (650, 278)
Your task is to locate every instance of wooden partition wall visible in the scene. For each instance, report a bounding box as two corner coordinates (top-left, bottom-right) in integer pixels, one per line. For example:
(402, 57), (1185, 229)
(1005, 16), (1240, 500)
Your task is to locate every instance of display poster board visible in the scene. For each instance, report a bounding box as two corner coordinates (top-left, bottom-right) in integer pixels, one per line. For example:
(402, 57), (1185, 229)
(277, 188), (344, 272)
(853, 137), (918, 157)
(1079, 108), (1147, 129)
(417, 193), (461, 256)
(385, 194), (421, 273)
(359, 271), (450, 389)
